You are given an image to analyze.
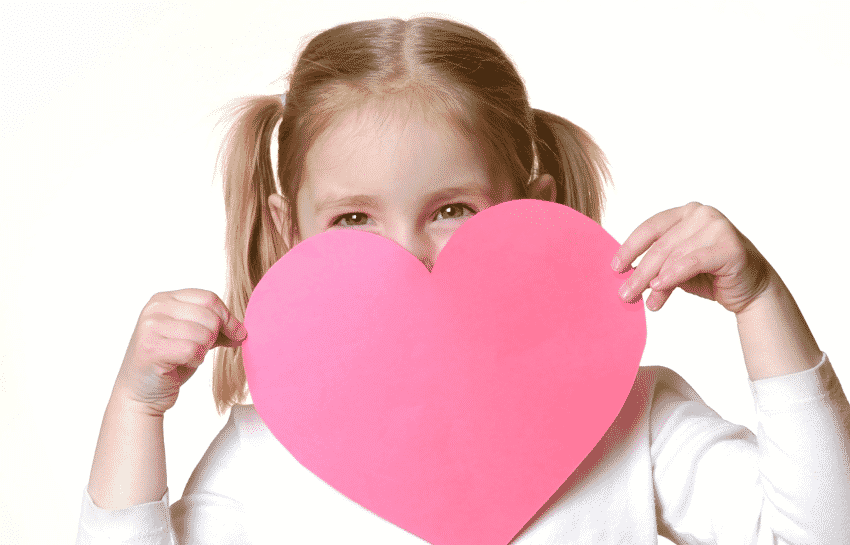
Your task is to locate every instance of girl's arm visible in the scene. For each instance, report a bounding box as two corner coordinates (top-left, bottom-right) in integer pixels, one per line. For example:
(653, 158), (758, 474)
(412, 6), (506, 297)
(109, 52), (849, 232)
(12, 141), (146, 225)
(78, 395), (252, 545)
(84, 289), (244, 510)
(733, 268), (822, 381)
(614, 202), (850, 542)
(87, 391), (167, 509)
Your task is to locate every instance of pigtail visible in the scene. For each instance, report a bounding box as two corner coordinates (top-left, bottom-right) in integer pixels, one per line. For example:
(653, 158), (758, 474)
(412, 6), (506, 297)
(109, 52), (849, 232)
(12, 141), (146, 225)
(532, 109), (612, 224)
(211, 95), (285, 415)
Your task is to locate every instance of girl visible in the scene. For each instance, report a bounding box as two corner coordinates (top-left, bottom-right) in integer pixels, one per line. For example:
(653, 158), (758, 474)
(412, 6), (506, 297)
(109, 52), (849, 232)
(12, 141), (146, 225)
(76, 16), (849, 544)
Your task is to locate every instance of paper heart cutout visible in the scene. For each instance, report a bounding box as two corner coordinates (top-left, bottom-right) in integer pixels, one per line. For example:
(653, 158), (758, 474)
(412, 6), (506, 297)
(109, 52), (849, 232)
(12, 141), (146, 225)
(242, 199), (646, 545)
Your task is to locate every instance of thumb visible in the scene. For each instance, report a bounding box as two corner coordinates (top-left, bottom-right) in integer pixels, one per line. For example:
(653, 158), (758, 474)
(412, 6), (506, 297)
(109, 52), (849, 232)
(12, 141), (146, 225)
(215, 311), (248, 347)
(213, 328), (246, 348)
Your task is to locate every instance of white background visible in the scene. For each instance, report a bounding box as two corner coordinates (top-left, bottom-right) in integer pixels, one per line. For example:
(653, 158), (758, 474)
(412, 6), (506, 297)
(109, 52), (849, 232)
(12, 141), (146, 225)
(1, 1), (848, 543)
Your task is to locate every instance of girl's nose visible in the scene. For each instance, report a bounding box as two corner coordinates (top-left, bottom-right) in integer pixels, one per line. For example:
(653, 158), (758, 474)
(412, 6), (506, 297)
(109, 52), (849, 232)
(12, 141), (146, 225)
(391, 231), (437, 273)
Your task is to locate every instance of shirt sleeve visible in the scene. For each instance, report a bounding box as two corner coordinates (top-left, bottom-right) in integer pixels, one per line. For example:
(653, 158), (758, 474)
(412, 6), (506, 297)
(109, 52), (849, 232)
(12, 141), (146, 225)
(76, 487), (175, 545)
(650, 351), (850, 545)
(75, 408), (249, 545)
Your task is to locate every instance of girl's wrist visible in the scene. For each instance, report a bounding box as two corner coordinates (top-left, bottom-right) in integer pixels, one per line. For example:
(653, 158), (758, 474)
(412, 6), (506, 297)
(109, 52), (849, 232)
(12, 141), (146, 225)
(733, 265), (783, 320)
(108, 387), (166, 419)
(734, 270), (822, 381)
(90, 384), (168, 510)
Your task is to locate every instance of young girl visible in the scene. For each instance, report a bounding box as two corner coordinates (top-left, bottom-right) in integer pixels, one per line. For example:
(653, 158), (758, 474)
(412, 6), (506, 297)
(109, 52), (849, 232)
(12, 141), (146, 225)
(76, 16), (850, 544)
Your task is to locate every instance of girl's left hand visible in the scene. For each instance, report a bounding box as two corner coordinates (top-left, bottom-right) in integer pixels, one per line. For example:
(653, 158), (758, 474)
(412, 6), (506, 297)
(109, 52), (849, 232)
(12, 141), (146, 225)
(611, 202), (777, 314)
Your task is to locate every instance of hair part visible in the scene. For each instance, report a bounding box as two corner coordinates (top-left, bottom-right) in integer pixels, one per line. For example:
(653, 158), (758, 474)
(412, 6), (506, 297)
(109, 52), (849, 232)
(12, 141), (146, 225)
(211, 16), (612, 415)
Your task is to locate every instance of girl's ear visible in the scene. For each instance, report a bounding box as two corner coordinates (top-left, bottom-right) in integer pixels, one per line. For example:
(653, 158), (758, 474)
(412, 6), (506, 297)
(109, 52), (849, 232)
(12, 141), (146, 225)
(527, 173), (557, 203)
(267, 193), (293, 245)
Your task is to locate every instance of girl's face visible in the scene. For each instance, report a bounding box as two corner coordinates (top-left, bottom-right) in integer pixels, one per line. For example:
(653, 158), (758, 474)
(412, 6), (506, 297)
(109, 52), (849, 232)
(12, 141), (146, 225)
(268, 104), (554, 271)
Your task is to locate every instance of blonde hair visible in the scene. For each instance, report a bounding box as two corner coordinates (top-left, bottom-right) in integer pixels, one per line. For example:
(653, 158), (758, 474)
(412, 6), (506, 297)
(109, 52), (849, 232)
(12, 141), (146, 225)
(211, 16), (612, 415)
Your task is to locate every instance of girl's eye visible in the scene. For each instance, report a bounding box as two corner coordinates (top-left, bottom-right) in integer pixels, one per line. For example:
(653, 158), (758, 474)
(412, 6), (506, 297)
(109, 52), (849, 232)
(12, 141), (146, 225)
(434, 203), (477, 221)
(331, 203), (477, 228)
(332, 212), (370, 228)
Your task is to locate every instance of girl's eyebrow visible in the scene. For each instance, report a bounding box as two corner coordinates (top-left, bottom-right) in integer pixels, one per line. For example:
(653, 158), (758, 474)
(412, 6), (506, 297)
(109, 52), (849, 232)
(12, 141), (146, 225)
(313, 182), (491, 215)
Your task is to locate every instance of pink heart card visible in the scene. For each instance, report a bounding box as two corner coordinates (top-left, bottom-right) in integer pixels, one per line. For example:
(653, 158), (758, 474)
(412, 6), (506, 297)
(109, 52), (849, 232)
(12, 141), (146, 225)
(242, 198), (646, 544)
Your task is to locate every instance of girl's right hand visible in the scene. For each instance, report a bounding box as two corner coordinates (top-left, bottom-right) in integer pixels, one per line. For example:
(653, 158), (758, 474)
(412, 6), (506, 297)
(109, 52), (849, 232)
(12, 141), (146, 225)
(112, 289), (247, 416)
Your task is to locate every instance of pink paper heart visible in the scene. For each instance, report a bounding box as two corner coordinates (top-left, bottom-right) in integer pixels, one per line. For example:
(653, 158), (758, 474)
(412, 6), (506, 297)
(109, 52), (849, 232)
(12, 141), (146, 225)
(242, 199), (645, 545)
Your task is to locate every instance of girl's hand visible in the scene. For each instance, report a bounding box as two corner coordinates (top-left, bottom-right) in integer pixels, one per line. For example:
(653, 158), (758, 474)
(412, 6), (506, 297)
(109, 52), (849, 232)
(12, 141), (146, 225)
(112, 289), (247, 416)
(611, 202), (776, 314)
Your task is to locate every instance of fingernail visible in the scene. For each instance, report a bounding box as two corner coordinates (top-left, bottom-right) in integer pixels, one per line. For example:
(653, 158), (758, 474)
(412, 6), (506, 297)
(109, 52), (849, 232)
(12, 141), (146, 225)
(236, 323), (248, 340)
(619, 283), (631, 300)
(611, 256), (621, 271)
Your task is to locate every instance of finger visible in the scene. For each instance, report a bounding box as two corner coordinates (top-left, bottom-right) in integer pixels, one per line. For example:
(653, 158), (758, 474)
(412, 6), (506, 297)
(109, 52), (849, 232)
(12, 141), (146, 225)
(154, 303), (221, 340)
(212, 330), (245, 349)
(151, 316), (220, 367)
(644, 222), (717, 292)
(169, 289), (247, 342)
(612, 202), (712, 273)
(650, 246), (725, 297)
(160, 363), (199, 385)
(611, 205), (685, 273)
(162, 317), (246, 352)
(620, 214), (711, 302)
(617, 221), (692, 303)
(644, 286), (677, 312)
(153, 305), (245, 350)
(154, 315), (219, 347)
(163, 337), (211, 369)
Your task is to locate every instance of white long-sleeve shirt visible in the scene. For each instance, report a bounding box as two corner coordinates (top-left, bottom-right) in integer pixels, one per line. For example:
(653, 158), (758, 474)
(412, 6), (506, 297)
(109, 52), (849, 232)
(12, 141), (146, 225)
(76, 352), (850, 544)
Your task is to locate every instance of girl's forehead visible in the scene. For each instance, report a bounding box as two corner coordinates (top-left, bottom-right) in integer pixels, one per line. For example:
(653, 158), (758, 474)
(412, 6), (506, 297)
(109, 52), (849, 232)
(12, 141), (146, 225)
(306, 103), (478, 174)
(298, 102), (502, 205)
(320, 100), (459, 147)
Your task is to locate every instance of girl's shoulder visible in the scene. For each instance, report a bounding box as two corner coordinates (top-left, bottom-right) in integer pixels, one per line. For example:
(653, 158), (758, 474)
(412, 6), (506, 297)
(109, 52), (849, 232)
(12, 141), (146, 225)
(229, 402), (263, 424)
(637, 364), (706, 403)
(226, 403), (279, 446)
(635, 364), (720, 427)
